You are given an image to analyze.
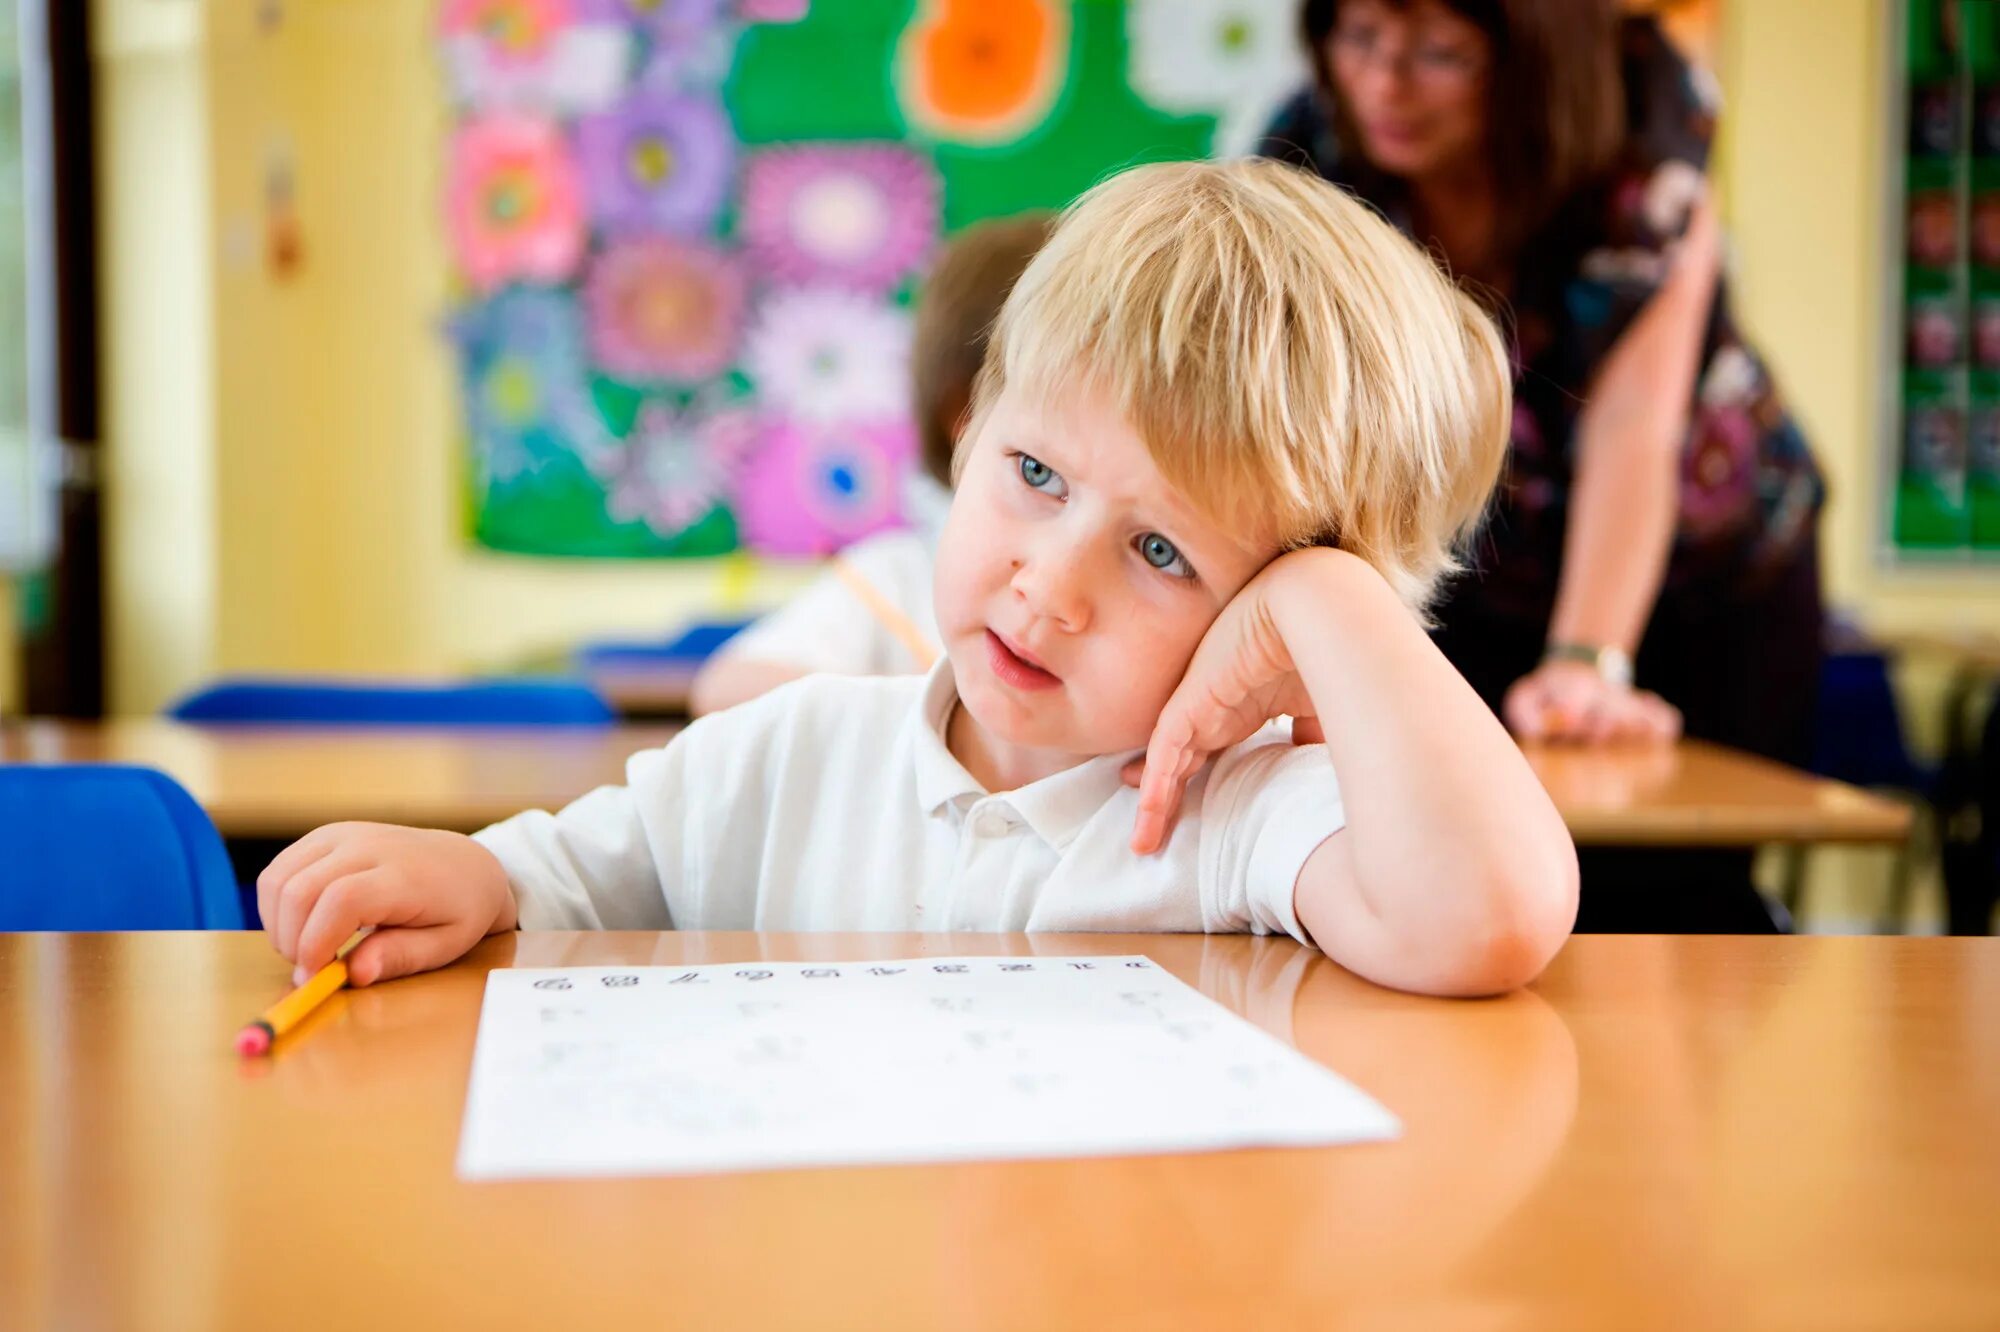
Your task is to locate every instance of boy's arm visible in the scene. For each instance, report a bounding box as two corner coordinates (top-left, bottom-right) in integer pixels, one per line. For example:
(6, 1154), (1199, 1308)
(1134, 547), (1577, 997)
(263, 749), (681, 987)
(1273, 552), (1578, 996)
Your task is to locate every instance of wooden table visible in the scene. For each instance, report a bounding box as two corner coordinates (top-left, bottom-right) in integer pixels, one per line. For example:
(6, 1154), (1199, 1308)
(1520, 738), (1911, 846)
(3, 931), (1995, 1331)
(0, 718), (682, 839)
(2, 719), (1909, 847)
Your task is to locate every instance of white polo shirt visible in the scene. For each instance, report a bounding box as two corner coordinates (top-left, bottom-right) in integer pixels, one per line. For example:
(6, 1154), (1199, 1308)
(714, 531), (938, 678)
(473, 662), (1345, 943)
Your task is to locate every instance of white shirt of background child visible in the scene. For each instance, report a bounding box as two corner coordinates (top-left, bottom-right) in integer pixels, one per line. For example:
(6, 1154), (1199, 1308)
(473, 663), (1345, 942)
(715, 472), (951, 679)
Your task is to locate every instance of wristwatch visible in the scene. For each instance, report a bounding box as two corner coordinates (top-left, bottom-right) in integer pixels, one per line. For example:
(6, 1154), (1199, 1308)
(1543, 640), (1634, 690)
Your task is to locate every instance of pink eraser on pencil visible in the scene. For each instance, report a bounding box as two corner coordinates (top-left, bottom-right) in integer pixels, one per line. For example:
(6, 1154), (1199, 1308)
(234, 1024), (273, 1057)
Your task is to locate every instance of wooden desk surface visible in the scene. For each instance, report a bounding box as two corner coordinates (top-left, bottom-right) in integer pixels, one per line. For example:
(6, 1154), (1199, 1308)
(1520, 738), (1912, 846)
(3, 931), (1995, 1332)
(0, 717), (684, 840)
(1, 718), (1909, 848)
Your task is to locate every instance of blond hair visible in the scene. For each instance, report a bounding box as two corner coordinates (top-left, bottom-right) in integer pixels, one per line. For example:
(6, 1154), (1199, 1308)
(965, 159), (1511, 615)
(911, 212), (1055, 486)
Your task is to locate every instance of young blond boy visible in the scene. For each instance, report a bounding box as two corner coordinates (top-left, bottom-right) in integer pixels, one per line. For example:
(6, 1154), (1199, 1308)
(259, 161), (1578, 998)
(689, 212), (1055, 714)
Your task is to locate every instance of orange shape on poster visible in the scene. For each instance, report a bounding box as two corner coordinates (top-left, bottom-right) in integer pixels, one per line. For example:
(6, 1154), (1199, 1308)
(898, 0), (1070, 145)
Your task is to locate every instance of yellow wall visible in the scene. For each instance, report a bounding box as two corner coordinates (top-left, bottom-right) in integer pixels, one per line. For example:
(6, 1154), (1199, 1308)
(86, 0), (1996, 717)
(95, 0), (217, 717)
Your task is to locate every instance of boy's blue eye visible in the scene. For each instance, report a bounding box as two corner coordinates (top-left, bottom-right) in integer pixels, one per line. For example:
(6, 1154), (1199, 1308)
(1017, 453), (1066, 497)
(1137, 532), (1195, 580)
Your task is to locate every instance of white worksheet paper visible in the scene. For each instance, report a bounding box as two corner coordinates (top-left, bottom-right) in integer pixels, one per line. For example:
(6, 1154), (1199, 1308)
(457, 956), (1399, 1180)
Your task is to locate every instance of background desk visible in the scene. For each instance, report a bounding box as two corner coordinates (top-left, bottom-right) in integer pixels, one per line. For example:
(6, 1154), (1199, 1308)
(2, 720), (1910, 848)
(2, 931), (1995, 1331)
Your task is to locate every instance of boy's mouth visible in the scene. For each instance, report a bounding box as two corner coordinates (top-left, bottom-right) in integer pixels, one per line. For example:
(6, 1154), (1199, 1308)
(985, 630), (1062, 691)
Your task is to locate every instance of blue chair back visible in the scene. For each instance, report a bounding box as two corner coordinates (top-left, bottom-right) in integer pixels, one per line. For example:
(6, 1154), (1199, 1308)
(1811, 651), (1929, 792)
(0, 766), (245, 931)
(575, 618), (752, 670)
(168, 677), (615, 726)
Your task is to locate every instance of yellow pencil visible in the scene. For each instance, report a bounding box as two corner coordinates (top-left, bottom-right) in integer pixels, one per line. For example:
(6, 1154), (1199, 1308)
(831, 557), (939, 670)
(234, 956), (349, 1056)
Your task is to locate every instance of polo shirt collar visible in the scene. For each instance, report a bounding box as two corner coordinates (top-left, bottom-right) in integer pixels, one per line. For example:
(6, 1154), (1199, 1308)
(909, 658), (1143, 851)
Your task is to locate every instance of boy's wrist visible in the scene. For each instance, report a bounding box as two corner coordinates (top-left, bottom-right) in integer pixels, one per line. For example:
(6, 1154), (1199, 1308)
(1263, 546), (1397, 629)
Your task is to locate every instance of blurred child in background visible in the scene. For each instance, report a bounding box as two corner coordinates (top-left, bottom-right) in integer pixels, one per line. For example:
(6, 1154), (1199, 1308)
(690, 212), (1054, 715)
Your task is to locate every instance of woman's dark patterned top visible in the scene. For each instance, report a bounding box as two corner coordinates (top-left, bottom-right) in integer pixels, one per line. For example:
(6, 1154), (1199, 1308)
(1259, 16), (1823, 619)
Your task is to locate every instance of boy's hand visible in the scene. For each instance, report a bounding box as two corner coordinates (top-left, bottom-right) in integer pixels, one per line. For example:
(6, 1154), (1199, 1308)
(1128, 550), (1333, 854)
(256, 823), (517, 987)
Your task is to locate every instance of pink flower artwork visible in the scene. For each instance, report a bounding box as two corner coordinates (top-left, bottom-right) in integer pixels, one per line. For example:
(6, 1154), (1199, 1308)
(739, 0), (809, 20)
(740, 144), (940, 292)
(584, 236), (748, 382)
(731, 415), (917, 555)
(447, 114), (589, 292)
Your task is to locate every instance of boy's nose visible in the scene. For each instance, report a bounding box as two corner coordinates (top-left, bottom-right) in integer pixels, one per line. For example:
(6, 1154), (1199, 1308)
(1010, 550), (1092, 634)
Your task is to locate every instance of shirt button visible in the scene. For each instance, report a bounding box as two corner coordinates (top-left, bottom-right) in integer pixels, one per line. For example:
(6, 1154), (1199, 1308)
(974, 809), (1010, 838)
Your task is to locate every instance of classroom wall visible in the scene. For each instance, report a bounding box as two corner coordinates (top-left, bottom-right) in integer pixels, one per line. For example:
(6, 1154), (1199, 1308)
(88, 0), (1997, 716)
(1725, 0), (1999, 639)
(101, 0), (813, 714)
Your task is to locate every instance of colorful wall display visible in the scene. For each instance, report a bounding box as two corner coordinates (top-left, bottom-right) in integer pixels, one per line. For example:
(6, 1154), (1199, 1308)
(1894, 0), (2000, 555)
(439, 0), (1305, 559)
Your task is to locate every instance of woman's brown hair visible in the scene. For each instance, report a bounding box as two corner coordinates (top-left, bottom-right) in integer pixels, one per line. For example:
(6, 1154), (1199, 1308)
(1300, 0), (1626, 260)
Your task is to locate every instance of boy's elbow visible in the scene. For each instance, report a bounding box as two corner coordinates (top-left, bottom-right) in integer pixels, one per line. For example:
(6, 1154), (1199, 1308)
(1434, 841), (1580, 997)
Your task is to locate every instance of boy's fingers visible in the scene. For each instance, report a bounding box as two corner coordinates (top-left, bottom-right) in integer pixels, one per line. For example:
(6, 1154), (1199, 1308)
(273, 851), (359, 964)
(343, 923), (465, 988)
(1132, 746), (1200, 855)
(256, 831), (337, 935)
(293, 868), (392, 977)
(1291, 716), (1325, 746)
(1119, 757), (1145, 788)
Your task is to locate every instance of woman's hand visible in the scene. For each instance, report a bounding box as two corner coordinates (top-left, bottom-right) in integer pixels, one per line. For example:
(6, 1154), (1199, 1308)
(257, 823), (518, 986)
(1502, 660), (1682, 744)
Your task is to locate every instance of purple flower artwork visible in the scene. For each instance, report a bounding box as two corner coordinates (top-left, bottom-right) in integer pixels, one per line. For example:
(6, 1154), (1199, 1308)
(576, 92), (735, 235)
(740, 143), (940, 291)
(731, 415), (917, 555)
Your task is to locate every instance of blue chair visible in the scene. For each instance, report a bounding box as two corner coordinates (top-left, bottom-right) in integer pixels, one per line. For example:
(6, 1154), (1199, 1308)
(1800, 649), (1938, 931)
(1812, 651), (1930, 792)
(0, 766), (245, 931)
(574, 618), (752, 670)
(167, 677), (616, 726)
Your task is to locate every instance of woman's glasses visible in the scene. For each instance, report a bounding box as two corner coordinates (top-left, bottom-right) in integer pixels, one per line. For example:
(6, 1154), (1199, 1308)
(1331, 25), (1487, 88)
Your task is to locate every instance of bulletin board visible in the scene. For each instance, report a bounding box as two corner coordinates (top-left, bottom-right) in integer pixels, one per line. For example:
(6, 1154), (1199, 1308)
(439, 0), (1304, 559)
(1890, 0), (2000, 557)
